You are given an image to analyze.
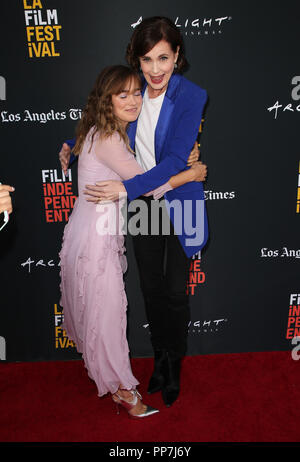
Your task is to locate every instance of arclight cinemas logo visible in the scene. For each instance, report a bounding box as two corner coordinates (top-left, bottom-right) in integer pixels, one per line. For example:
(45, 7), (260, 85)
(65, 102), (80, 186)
(131, 15), (232, 37)
(142, 317), (227, 334)
(267, 76), (300, 119)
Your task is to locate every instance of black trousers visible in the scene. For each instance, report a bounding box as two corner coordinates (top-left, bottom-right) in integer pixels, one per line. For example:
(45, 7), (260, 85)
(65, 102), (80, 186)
(130, 196), (191, 357)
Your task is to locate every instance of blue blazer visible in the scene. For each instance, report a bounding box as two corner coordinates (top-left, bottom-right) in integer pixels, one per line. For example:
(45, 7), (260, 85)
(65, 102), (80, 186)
(66, 73), (208, 258)
(124, 73), (208, 257)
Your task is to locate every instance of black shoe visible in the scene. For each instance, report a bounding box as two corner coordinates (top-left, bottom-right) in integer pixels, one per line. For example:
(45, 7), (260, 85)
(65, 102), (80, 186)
(162, 351), (182, 407)
(147, 349), (167, 394)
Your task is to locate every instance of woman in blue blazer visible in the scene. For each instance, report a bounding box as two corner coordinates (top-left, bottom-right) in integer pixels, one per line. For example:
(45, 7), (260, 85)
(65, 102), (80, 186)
(62, 17), (208, 408)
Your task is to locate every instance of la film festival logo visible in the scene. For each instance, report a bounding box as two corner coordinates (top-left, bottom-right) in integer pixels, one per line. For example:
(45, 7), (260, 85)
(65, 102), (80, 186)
(267, 76), (300, 119)
(54, 304), (76, 350)
(23, 0), (62, 58)
(42, 169), (77, 223)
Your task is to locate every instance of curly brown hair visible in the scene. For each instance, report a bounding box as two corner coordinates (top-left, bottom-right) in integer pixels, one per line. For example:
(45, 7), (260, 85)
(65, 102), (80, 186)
(73, 65), (141, 155)
(126, 16), (188, 73)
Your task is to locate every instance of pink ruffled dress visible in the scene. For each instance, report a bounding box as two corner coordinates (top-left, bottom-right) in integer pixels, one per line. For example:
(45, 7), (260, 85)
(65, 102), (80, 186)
(59, 130), (171, 397)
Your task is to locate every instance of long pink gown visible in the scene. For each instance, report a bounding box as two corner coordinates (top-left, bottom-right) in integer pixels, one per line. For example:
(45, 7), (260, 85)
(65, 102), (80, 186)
(59, 129), (170, 397)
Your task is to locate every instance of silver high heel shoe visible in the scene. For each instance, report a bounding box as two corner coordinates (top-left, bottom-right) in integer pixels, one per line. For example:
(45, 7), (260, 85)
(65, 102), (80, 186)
(112, 389), (159, 419)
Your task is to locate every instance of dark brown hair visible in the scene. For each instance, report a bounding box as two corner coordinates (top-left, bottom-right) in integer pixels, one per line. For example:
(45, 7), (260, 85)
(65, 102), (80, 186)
(126, 16), (188, 73)
(73, 65), (141, 155)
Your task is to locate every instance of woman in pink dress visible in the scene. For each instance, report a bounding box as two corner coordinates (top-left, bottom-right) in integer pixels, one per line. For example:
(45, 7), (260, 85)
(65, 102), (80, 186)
(59, 65), (207, 418)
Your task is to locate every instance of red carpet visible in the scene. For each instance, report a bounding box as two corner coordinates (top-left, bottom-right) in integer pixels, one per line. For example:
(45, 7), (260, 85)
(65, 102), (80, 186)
(0, 351), (299, 443)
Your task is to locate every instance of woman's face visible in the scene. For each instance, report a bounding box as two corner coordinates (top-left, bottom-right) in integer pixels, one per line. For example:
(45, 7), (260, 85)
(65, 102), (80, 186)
(111, 78), (142, 127)
(139, 40), (179, 98)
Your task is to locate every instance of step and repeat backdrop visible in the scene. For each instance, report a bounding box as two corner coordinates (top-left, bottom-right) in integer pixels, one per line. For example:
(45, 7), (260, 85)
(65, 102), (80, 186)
(0, 0), (299, 361)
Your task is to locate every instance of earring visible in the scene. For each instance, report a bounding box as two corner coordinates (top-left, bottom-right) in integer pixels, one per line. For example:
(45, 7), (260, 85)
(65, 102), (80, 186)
(174, 62), (178, 69)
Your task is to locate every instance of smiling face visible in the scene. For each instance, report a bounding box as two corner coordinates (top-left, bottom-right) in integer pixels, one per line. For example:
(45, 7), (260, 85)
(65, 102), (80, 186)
(111, 77), (143, 127)
(139, 40), (179, 98)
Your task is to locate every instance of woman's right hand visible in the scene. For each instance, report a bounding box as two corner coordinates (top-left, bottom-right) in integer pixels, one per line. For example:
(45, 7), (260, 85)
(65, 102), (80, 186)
(59, 143), (71, 175)
(190, 161), (207, 182)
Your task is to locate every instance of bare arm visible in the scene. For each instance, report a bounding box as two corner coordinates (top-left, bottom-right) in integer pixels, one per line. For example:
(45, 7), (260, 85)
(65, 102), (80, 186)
(168, 161), (207, 188)
(83, 135), (206, 202)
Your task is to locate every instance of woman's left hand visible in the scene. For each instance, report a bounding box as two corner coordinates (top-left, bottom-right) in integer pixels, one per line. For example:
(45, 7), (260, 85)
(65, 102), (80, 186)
(84, 180), (127, 202)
